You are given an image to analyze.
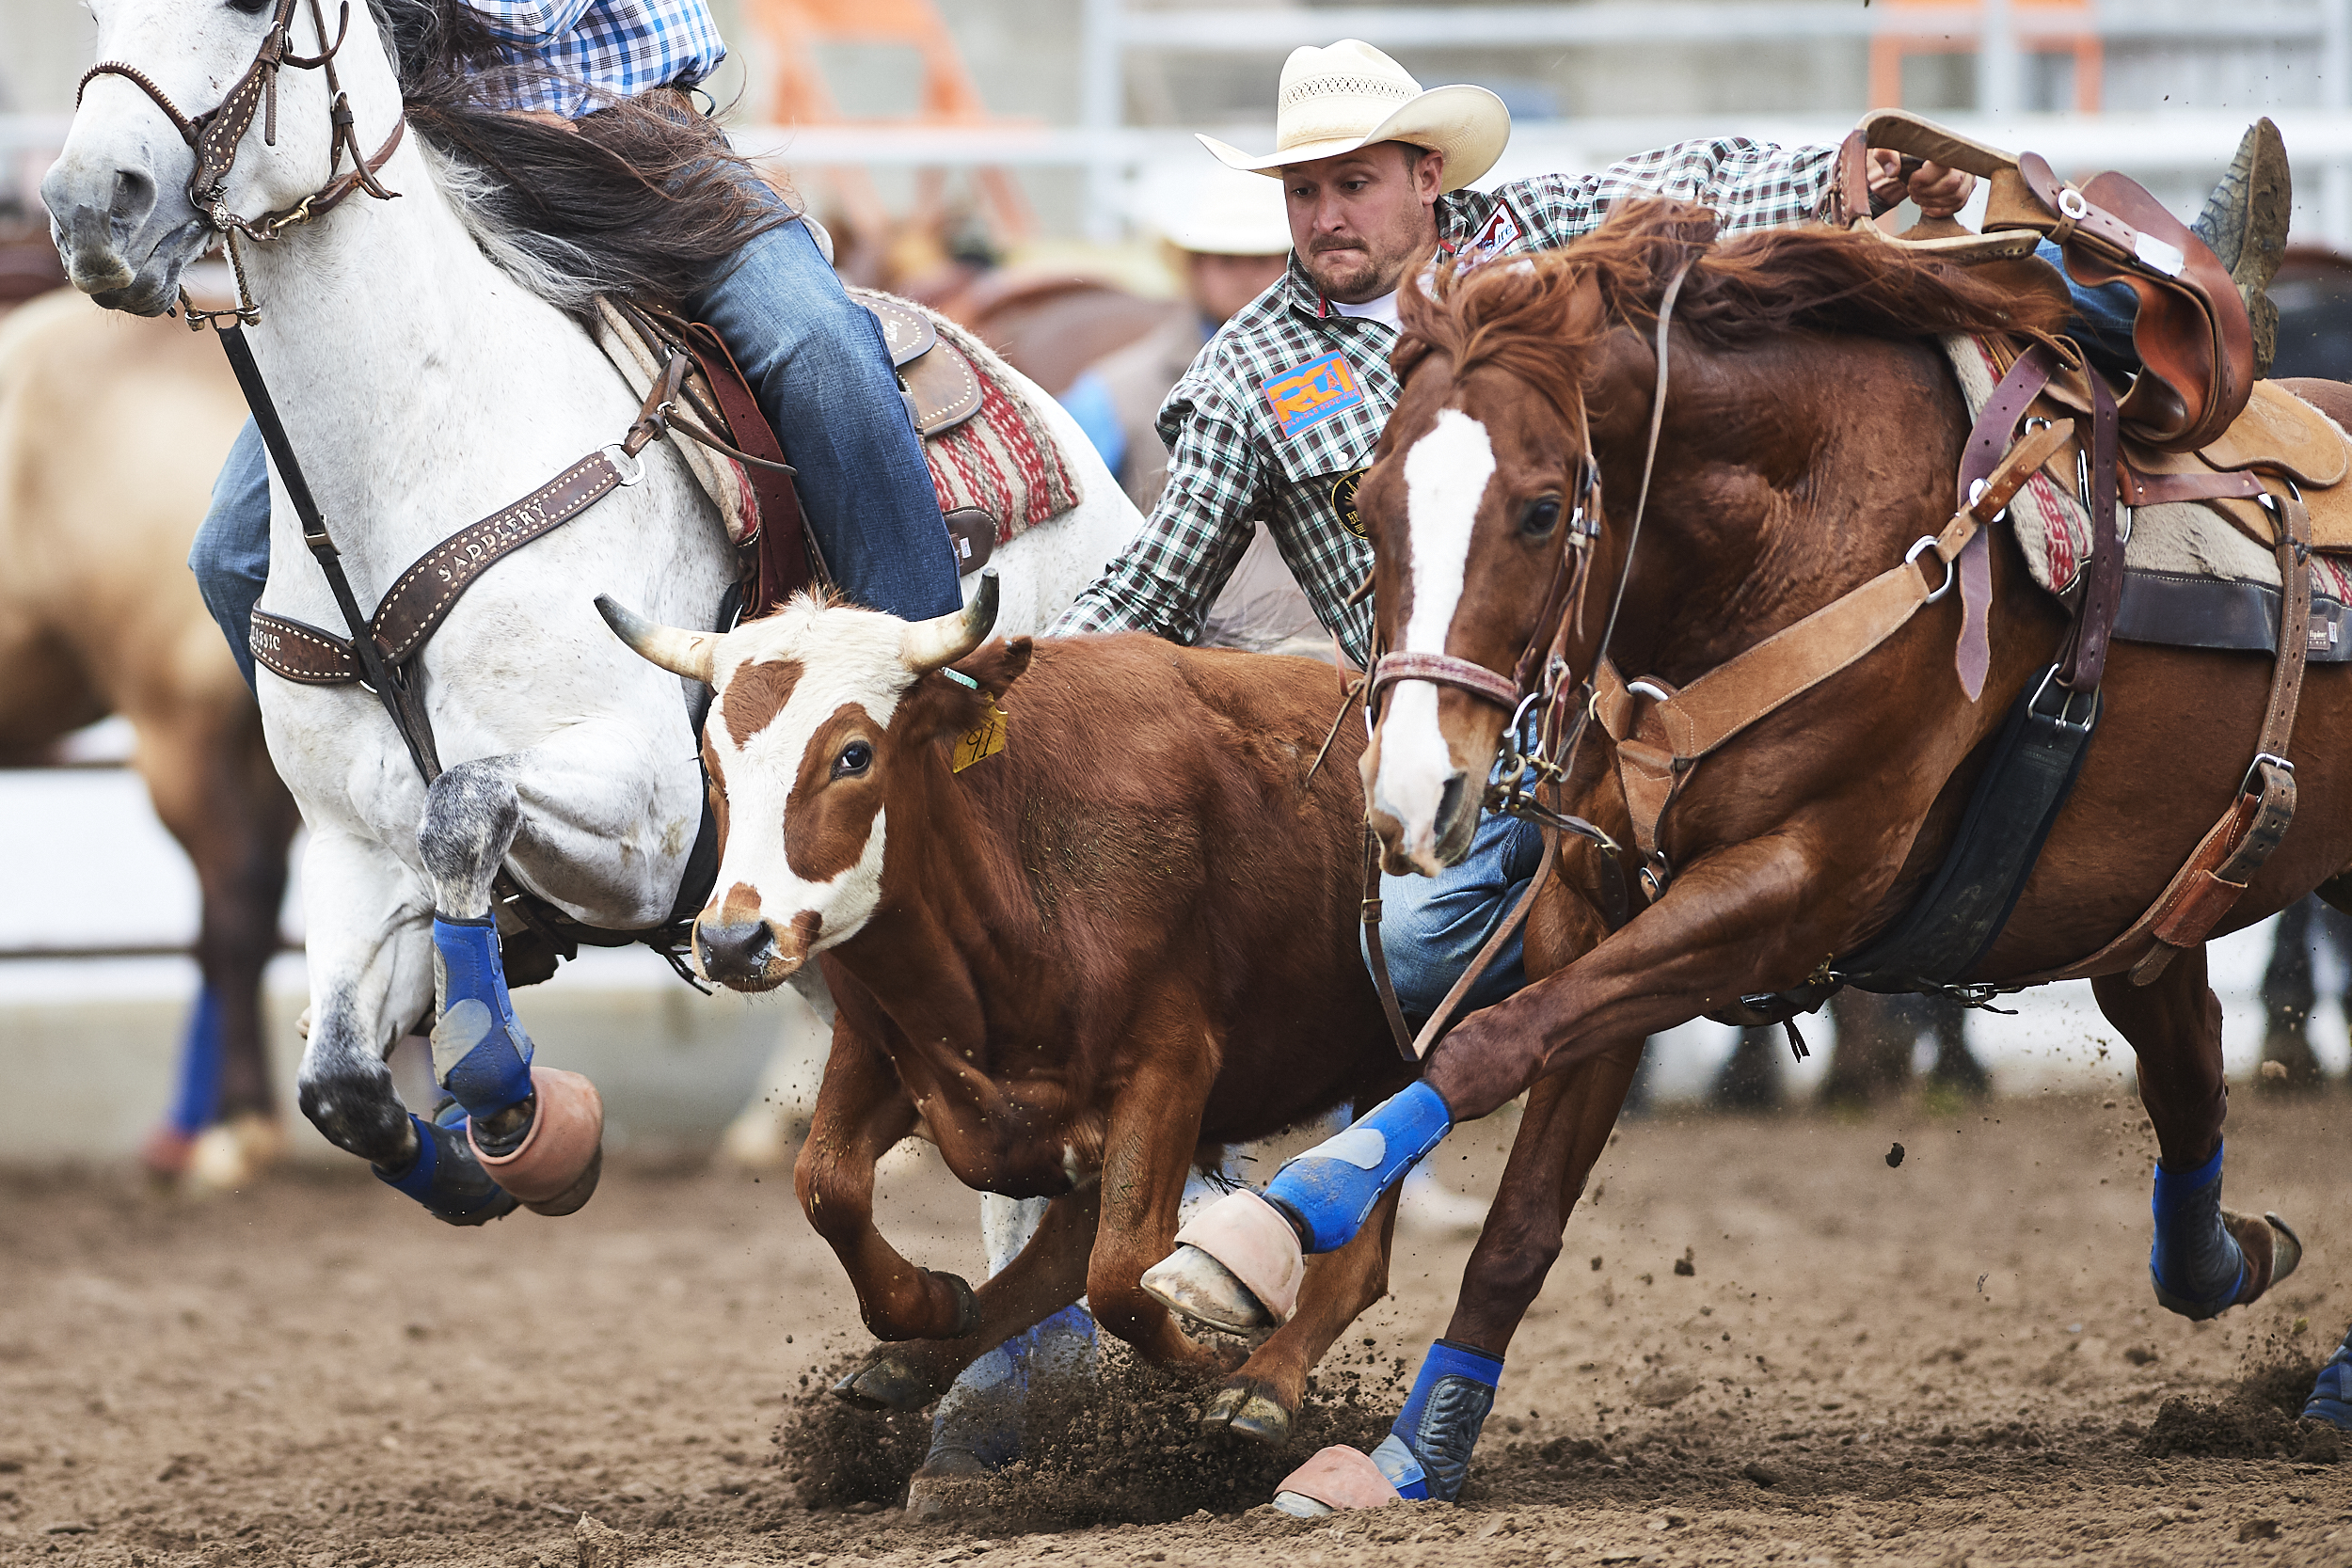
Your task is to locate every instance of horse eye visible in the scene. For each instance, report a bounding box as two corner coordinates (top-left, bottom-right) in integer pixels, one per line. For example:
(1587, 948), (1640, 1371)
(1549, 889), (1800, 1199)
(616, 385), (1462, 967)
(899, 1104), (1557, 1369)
(833, 740), (873, 779)
(226, 0), (273, 14)
(1520, 496), (1563, 538)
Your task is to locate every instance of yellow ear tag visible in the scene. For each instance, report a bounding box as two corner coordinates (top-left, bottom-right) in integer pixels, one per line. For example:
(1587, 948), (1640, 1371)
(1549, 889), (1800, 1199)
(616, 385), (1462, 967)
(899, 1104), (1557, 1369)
(944, 669), (1009, 772)
(951, 703), (1008, 772)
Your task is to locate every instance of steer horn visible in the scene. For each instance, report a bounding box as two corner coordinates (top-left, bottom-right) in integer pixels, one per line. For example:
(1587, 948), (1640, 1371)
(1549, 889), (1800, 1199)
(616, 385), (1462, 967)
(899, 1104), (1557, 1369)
(595, 595), (719, 684)
(900, 567), (1001, 673)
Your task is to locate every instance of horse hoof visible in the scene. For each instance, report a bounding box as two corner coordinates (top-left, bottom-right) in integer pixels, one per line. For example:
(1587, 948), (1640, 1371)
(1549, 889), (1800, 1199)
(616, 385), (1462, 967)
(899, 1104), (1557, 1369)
(138, 1125), (197, 1182)
(468, 1067), (603, 1213)
(1202, 1381), (1293, 1448)
(833, 1352), (942, 1412)
(905, 1453), (990, 1523)
(1142, 1244), (1279, 1335)
(1272, 1446), (1402, 1516)
(2266, 1212), (2304, 1286)
(186, 1114), (288, 1195)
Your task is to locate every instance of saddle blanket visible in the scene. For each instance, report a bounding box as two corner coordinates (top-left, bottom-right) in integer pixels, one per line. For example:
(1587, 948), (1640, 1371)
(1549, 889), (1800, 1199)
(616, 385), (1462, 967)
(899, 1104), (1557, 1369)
(1943, 336), (2352, 660)
(595, 296), (1078, 561)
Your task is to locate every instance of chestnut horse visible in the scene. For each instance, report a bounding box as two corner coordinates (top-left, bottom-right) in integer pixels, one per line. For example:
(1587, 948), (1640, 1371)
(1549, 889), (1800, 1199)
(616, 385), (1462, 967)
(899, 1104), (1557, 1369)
(1157, 202), (2347, 1507)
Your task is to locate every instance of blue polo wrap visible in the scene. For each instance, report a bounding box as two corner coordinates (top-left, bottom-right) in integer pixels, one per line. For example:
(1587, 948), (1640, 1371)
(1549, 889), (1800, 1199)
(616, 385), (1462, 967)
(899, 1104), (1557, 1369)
(432, 914), (535, 1118)
(1385, 1338), (1503, 1501)
(2149, 1142), (2244, 1319)
(1263, 1079), (1453, 1253)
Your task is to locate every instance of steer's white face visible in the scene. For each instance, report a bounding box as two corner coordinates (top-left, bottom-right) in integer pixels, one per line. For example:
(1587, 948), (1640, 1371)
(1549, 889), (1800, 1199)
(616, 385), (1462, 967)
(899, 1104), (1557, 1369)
(692, 601), (917, 990)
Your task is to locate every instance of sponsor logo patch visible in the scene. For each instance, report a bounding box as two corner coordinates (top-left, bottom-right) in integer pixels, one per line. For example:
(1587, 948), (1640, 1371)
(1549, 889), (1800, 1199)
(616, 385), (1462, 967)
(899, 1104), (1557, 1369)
(1329, 467), (1369, 537)
(1467, 199), (1524, 259)
(1263, 350), (1367, 439)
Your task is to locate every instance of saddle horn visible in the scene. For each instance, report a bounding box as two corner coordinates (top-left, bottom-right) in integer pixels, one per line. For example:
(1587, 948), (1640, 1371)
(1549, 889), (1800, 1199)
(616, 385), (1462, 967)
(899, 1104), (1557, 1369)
(595, 594), (718, 684)
(901, 569), (1001, 673)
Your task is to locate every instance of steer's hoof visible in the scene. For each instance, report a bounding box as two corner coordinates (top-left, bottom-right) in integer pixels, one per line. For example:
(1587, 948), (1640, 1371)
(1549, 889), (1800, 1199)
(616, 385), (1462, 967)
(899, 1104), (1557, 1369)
(1202, 1379), (1292, 1448)
(834, 1352), (945, 1413)
(468, 1067), (603, 1214)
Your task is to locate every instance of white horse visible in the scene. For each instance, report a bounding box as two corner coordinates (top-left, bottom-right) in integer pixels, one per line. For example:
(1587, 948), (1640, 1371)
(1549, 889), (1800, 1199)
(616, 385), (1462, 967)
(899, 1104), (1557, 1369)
(41, 0), (1136, 1221)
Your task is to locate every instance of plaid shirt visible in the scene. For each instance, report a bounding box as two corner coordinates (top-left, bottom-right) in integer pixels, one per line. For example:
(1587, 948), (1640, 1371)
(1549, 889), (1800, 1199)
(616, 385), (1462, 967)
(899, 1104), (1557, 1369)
(471, 0), (727, 117)
(1049, 137), (1839, 667)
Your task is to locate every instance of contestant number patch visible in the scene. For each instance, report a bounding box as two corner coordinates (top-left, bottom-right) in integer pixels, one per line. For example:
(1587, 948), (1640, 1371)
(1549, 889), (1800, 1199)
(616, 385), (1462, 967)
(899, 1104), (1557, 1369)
(1263, 351), (1367, 439)
(1330, 467), (1369, 537)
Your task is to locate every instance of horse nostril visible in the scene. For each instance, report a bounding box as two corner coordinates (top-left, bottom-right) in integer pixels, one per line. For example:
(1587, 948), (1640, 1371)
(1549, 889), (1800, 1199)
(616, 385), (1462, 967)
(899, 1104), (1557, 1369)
(110, 166), (157, 226)
(695, 920), (773, 974)
(1436, 772), (1468, 832)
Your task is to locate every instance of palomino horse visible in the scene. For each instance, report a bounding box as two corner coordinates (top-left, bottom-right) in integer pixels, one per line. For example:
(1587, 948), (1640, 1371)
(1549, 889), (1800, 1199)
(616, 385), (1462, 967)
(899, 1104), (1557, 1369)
(0, 287), (299, 1184)
(1157, 203), (2347, 1506)
(41, 0), (1136, 1227)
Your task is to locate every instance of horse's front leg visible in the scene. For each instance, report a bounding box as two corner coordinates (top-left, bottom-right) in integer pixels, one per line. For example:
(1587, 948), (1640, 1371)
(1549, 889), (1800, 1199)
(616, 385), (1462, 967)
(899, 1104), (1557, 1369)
(411, 756), (608, 1216)
(294, 829), (516, 1223)
(1151, 834), (1837, 1321)
(2093, 946), (2300, 1320)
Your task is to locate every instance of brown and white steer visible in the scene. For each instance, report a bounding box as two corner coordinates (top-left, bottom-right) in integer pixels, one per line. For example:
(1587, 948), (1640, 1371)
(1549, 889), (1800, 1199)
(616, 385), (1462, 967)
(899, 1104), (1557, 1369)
(596, 578), (1415, 1444)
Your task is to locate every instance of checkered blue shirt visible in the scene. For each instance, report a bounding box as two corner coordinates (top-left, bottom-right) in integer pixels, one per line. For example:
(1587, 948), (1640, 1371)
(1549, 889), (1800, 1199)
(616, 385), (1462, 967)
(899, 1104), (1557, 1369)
(471, 0), (728, 117)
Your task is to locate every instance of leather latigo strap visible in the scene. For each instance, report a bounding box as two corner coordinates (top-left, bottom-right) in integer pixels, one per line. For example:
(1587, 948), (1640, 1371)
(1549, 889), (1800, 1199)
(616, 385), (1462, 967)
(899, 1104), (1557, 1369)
(2036, 492), (2312, 987)
(1591, 420), (2075, 857)
(1950, 340), (2062, 699)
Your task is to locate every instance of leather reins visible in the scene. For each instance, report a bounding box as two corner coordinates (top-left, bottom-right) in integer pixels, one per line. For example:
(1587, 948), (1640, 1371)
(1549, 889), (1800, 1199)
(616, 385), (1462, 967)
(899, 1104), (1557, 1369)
(1356, 257), (1697, 1062)
(78, 0), (404, 327)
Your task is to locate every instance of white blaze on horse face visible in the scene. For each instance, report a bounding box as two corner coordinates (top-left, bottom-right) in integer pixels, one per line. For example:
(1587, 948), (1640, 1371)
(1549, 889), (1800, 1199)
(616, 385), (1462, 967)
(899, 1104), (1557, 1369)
(1374, 407), (1498, 856)
(704, 605), (910, 965)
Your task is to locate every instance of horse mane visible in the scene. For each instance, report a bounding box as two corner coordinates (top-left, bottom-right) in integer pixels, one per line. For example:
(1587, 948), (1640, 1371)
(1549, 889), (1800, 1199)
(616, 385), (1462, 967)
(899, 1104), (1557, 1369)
(1393, 199), (2074, 414)
(369, 0), (788, 324)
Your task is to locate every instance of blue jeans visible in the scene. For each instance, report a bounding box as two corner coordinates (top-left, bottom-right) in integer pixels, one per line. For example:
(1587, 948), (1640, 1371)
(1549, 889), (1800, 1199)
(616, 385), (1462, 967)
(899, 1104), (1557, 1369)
(2039, 238), (2141, 379)
(1369, 809), (1549, 1026)
(191, 197), (959, 691)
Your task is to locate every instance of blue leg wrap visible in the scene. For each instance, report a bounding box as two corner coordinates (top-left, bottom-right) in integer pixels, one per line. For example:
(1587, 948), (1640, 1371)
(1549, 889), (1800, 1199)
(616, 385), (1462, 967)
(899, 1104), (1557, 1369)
(1263, 1080), (1453, 1253)
(2305, 1321), (2352, 1430)
(432, 915), (535, 1119)
(2149, 1142), (2246, 1321)
(928, 1304), (1098, 1470)
(166, 985), (226, 1137)
(373, 1104), (518, 1226)
(1378, 1338), (1502, 1502)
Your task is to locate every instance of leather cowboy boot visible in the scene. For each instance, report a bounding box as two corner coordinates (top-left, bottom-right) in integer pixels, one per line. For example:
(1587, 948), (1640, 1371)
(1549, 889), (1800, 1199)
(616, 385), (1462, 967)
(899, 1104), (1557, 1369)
(2192, 118), (2292, 378)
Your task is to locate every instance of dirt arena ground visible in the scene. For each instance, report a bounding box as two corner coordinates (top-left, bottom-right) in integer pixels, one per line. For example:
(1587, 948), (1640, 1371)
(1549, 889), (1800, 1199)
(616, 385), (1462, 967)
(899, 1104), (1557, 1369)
(8, 1090), (2352, 1567)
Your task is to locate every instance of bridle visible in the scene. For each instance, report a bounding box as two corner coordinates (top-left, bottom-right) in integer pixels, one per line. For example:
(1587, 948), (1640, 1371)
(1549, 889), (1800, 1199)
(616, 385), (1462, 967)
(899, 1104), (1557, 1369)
(77, 0), (404, 326)
(1351, 256), (1697, 1061)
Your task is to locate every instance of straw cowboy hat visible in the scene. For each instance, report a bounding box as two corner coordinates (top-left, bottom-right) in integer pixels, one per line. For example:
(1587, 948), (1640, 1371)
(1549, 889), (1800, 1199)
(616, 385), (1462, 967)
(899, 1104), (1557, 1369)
(1197, 40), (1510, 194)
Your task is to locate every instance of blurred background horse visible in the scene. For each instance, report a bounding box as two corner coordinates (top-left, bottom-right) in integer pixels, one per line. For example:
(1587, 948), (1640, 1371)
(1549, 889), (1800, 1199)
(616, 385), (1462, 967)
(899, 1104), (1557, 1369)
(0, 279), (298, 1187)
